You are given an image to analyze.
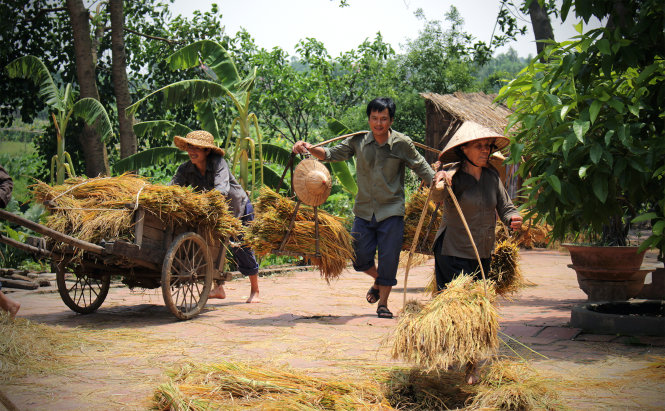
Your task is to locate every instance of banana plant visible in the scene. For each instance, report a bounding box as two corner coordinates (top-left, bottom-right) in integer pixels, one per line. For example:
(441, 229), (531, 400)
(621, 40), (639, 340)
(126, 40), (265, 194)
(5, 55), (113, 185)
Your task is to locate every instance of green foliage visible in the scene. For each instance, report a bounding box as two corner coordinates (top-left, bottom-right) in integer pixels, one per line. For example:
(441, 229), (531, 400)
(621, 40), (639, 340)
(6, 55), (114, 184)
(498, 0), (665, 257)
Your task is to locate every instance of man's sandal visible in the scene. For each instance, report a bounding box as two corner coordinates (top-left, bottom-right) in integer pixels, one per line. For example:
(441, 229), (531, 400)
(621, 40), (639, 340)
(376, 305), (393, 319)
(366, 286), (380, 304)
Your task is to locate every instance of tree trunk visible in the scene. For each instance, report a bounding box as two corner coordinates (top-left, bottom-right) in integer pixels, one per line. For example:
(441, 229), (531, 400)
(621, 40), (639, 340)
(110, 0), (137, 158)
(66, 0), (110, 178)
(528, 0), (555, 62)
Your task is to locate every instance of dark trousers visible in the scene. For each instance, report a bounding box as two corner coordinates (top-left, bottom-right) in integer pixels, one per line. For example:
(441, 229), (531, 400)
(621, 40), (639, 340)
(230, 202), (259, 276)
(433, 234), (490, 291)
(351, 215), (404, 287)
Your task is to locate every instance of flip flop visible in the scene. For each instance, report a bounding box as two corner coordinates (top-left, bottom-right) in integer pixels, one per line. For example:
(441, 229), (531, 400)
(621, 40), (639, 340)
(366, 286), (380, 304)
(376, 305), (393, 319)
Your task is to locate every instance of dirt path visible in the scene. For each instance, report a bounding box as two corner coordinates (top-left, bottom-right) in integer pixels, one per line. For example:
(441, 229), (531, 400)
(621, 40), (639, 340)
(2, 250), (664, 410)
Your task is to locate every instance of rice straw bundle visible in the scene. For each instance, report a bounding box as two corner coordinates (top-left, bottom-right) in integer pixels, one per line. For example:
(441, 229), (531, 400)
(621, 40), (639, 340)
(468, 359), (563, 410)
(402, 187), (442, 254)
(153, 361), (390, 410)
(390, 275), (499, 372)
(30, 174), (241, 247)
(397, 250), (431, 269)
(381, 366), (471, 409)
(489, 239), (524, 296)
(244, 187), (354, 282)
(495, 217), (551, 249)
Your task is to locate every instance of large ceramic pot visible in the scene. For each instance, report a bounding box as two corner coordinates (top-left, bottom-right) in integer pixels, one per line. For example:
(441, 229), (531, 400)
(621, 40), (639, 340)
(564, 244), (649, 301)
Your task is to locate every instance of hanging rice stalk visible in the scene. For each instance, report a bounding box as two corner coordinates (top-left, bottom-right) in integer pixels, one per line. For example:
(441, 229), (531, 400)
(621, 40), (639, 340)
(402, 187), (442, 255)
(153, 361), (390, 410)
(467, 359), (563, 410)
(244, 187), (354, 282)
(489, 239), (524, 296)
(495, 216), (551, 249)
(30, 174), (241, 248)
(390, 274), (499, 372)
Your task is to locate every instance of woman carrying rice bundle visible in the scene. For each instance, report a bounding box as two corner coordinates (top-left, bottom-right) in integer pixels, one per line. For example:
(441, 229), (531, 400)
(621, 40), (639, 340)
(171, 130), (260, 303)
(432, 121), (523, 384)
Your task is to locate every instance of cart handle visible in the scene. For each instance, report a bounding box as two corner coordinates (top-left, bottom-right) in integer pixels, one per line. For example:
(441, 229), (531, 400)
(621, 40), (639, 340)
(0, 208), (105, 255)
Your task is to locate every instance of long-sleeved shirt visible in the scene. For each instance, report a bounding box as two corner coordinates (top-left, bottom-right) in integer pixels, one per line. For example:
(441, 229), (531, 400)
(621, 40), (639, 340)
(323, 129), (434, 222)
(434, 162), (518, 259)
(170, 153), (248, 219)
(0, 165), (13, 209)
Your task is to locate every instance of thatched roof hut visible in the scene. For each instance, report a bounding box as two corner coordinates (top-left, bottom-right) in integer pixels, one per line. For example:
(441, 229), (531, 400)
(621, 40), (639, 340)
(421, 91), (520, 198)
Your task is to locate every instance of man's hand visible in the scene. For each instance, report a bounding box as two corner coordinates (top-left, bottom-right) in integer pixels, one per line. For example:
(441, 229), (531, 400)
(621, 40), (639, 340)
(293, 141), (312, 154)
(510, 214), (523, 230)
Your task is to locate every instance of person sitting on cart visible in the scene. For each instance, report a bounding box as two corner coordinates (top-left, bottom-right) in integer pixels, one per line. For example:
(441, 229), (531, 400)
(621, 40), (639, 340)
(0, 164), (21, 318)
(170, 130), (260, 303)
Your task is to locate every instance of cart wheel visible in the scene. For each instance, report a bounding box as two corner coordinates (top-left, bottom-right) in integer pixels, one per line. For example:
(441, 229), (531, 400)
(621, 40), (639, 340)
(161, 232), (213, 320)
(55, 264), (110, 314)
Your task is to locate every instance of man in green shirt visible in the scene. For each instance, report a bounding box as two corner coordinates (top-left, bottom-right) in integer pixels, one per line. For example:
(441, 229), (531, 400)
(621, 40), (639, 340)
(293, 98), (434, 318)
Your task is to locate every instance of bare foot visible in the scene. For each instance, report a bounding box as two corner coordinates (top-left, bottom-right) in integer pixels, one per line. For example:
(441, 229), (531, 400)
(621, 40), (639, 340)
(9, 301), (20, 319)
(246, 291), (260, 303)
(465, 362), (480, 385)
(208, 284), (226, 299)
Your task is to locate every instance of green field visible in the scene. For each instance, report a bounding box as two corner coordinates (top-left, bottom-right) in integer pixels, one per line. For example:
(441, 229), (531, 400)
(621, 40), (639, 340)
(0, 140), (36, 155)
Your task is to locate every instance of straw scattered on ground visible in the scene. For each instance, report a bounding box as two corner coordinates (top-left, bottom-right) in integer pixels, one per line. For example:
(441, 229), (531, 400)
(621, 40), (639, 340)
(31, 174), (241, 248)
(244, 187), (354, 282)
(390, 275), (499, 372)
(402, 187), (442, 255)
(0, 313), (88, 383)
(153, 361), (390, 410)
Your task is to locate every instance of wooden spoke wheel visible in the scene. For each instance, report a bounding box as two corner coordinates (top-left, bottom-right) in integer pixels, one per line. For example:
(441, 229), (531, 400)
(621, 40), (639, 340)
(161, 232), (213, 320)
(55, 264), (110, 314)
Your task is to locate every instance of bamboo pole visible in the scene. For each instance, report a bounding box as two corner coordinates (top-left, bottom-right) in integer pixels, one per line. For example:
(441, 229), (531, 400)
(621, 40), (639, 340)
(310, 131), (368, 148)
(0, 209), (105, 255)
(402, 184), (435, 307)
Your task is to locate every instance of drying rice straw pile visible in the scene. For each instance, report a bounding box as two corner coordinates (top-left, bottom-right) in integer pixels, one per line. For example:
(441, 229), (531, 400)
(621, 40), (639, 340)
(391, 274), (499, 372)
(489, 238), (524, 296)
(244, 187), (354, 282)
(467, 359), (563, 410)
(30, 174), (241, 247)
(402, 187), (442, 254)
(153, 361), (390, 410)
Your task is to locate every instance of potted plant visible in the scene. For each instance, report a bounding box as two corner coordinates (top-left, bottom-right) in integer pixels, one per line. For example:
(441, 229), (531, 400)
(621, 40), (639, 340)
(497, 1), (665, 301)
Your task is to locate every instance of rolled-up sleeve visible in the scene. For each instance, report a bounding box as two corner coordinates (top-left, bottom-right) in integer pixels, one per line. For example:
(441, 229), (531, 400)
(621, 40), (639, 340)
(400, 140), (434, 186)
(496, 183), (519, 226)
(212, 157), (231, 196)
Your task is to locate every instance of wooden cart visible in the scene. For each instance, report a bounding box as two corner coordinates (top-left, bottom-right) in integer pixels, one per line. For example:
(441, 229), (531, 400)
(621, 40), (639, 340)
(0, 207), (230, 320)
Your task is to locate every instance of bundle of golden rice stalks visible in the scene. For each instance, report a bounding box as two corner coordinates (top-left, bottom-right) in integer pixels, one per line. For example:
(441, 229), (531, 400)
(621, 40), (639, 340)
(468, 359), (563, 410)
(390, 275), (499, 372)
(402, 188), (442, 255)
(398, 250), (431, 269)
(30, 174), (241, 246)
(153, 361), (390, 410)
(381, 366), (471, 410)
(495, 217), (551, 249)
(489, 239), (524, 296)
(244, 187), (354, 282)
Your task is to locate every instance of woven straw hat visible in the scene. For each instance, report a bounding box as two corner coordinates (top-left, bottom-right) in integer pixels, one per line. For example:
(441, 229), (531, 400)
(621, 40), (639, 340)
(293, 159), (332, 206)
(438, 121), (509, 164)
(174, 130), (225, 156)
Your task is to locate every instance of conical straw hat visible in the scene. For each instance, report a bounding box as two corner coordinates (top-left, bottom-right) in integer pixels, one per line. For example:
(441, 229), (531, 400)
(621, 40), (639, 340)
(438, 121), (509, 164)
(293, 159), (332, 206)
